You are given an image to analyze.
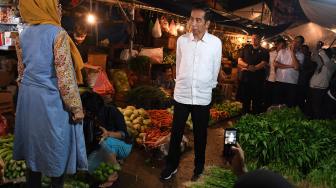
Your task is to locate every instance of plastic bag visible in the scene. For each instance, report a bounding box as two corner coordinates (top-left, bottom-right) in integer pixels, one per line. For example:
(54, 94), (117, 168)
(93, 70), (115, 95)
(152, 18), (162, 38)
(120, 49), (138, 61)
(157, 133), (189, 156)
(139, 47), (163, 63)
(169, 20), (178, 36)
(160, 16), (169, 33)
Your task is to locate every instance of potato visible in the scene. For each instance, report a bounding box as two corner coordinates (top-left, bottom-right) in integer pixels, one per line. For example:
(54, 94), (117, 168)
(142, 119), (151, 125)
(132, 110), (139, 116)
(124, 109), (133, 117)
(124, 116), (130, 122)
(138, 108), (146, 116)
(133, 117), (143, 124)
(133, 124), (141, 130)
(125, 121), (132, 126)
(140, 126), (146, 133)
(138, 133), (146, 138)
(126, 105), (136, 111)
(136, 138), (143, 144)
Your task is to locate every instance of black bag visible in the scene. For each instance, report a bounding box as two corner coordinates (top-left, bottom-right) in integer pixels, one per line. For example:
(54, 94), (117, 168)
(83, 112), (103, 154)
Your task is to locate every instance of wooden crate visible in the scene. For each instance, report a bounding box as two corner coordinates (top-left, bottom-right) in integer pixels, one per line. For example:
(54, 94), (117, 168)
(88, 53), (107, 70)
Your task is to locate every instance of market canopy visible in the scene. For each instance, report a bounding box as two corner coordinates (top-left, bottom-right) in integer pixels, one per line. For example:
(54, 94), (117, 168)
(284, 22), (336, 47)
(135, 0), (290, 37)
(299, 0), (336, 29)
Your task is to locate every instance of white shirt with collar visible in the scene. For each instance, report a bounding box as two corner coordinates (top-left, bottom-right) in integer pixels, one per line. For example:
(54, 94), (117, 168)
(275, 48), (304, 84)
(174, 32), (222, 106)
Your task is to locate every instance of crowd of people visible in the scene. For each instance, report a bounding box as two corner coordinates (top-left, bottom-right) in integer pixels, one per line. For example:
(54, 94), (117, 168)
(236, 34), (336, 119)
(11, 0), (335, 187)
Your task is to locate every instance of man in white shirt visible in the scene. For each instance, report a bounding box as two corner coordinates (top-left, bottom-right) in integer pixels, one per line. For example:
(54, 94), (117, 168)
(308, 46), (336, 118)
(160, 3), (222, 181)
(264, 37), (286, 109)
(274, 36), (305, 107)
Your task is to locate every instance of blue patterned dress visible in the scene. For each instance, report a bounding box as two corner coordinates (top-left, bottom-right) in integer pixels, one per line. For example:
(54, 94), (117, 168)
(13, 24), (87, 177)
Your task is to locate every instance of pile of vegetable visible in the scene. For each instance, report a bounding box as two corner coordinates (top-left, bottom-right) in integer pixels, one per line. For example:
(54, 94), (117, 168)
(92, 162), (121, 183)
(110, 69), (131, 93)
(209, 108), (229, 122)
(185, 166), (236, 188)
(128, 56), (151, 75)
(235, 107), (336, 187)
(143, 128), (170, 148)
(212, 101), (242, 118)
(42, 175), (90, 188)
(126, 85), (171, 109)
(142, 109), (173, 148)
(118, 106), (151, 145)
(146, 110), (173, 128)
(63, 180), (90, 188)
(0, 135), (27, 181)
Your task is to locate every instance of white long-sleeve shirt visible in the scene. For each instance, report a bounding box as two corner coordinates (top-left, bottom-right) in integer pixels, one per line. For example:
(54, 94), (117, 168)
(174, 32), (222, 105)
(275, 48), (304, 84)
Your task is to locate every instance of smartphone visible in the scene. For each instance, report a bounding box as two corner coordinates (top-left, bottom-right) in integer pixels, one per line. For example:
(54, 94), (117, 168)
(223, 128), (238, 158)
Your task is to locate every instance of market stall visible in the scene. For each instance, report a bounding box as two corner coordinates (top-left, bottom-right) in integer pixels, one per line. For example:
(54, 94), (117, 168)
(2, 0), (335, 187)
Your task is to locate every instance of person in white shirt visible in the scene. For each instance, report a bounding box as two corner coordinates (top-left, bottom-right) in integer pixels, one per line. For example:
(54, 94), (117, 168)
(264, 37), (286, 109)
(160, 2), (222, 181)
(274, 35), (305, 107)
(308, 46), (336, 119)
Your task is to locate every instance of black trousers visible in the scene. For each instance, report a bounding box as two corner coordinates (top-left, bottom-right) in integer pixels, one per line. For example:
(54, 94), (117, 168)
(26, 169), (65, 188)
(274, 82), (297, 107)
(297, 84), (309, 113)
(238, 80), (264, 114)
(307, 88), (327, 119)
(166, 100), (210, 174)
(324, 93), (336, 119)
(263, 81), (276, 110)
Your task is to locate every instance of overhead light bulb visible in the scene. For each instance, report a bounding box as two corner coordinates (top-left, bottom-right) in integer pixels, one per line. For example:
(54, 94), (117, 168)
(87, 14), (96, 24)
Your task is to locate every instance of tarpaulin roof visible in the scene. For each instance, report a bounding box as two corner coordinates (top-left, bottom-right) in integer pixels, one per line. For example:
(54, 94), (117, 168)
(215, 0), (273, 12)
(299, 0), (336, 29)
(284, 22), (336, 47)
(135, 0), (290, 37)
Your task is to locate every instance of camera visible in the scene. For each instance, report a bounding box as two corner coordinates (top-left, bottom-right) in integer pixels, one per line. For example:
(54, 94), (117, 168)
(223, 128), (238, 158)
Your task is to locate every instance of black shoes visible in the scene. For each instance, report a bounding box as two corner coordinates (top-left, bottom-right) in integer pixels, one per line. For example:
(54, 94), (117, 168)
(191, 173), (202, 181)
(191, 168), (204, 181)
(160, 166), (178, 180)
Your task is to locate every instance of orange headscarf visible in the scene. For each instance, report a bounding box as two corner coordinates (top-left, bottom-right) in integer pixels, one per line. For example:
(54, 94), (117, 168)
(19, 0), (84, 84)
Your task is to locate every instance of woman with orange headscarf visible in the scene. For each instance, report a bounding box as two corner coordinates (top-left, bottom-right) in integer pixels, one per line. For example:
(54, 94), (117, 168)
(13, 0), (87, 187)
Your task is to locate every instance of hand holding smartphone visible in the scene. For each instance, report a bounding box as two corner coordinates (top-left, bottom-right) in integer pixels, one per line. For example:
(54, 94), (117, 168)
(223, 128), (238, 158)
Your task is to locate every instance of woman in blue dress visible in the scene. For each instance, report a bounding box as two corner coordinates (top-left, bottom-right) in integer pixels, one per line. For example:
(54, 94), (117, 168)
(13, 0), (87, 187)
